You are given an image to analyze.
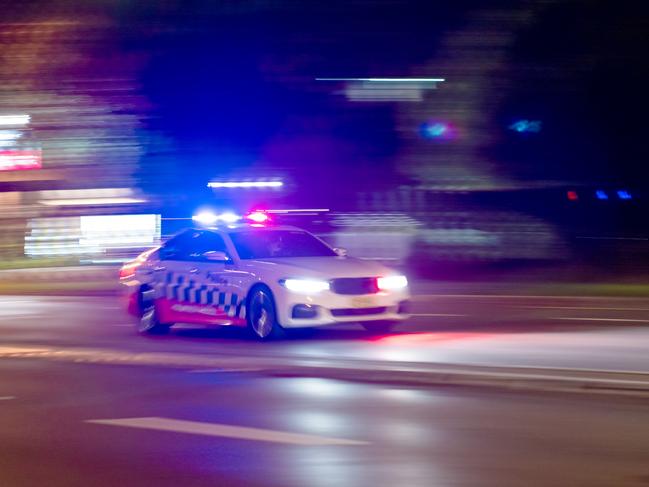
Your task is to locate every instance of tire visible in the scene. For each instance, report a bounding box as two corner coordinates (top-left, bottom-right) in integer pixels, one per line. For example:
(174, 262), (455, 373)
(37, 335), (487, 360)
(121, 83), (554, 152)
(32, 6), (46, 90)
(136, 288), (170, 335)
(361, 320), (398, 334)
(247, 286), (283, 340)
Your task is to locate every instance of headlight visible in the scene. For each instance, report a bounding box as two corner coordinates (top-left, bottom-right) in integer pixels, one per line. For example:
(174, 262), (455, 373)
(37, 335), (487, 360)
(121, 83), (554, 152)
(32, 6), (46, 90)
(377, 275), (408, 291)
(280, 278), (330, 294)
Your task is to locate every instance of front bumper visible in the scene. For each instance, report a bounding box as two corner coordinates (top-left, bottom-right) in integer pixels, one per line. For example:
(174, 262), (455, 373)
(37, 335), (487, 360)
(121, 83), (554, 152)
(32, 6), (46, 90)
(275, 287), (411, 328)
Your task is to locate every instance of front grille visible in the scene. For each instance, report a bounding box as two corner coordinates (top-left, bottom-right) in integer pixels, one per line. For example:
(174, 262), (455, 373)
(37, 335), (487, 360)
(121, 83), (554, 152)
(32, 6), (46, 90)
(331, 307), (387, 317)
(330, 277), (378, 295)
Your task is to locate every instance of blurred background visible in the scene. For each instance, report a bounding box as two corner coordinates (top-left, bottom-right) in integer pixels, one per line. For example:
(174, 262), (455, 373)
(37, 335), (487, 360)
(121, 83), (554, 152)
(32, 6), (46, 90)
(0, 0), (647, 280)
(1, 5), (649, 485)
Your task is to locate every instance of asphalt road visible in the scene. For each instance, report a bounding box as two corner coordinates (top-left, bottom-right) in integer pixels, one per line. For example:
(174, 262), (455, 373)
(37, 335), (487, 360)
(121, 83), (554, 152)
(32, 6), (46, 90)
(1, 358), (649, 487)
(1, 294), (649, 486)
(0, 294), (648, 372)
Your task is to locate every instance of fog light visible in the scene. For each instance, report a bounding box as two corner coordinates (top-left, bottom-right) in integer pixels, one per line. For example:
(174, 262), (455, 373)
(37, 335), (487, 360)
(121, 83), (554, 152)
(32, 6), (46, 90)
(292, 304), (319, 319)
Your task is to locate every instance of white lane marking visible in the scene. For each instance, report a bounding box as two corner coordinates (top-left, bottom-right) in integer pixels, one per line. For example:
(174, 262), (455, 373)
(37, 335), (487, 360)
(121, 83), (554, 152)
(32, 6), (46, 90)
(410, 313), (466, 317)
(557, 317), (649, 323)
(86, 417), (368, 446)
(0, 396), (16, 400)
(516, 306), (649, 311)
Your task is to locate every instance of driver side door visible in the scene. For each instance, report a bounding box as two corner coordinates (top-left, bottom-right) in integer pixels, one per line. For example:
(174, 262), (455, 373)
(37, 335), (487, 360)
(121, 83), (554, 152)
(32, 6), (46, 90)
(155, 230), (230, 325)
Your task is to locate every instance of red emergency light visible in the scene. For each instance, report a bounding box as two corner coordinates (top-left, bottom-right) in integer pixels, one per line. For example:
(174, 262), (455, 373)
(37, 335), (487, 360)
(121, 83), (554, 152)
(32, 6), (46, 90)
(245, 211), (270, 223)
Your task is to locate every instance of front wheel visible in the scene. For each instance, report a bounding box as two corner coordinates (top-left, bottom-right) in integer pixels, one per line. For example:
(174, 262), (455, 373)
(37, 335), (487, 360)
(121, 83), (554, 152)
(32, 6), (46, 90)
(247, 287), (283, 340)
(361, 320), (398, 334)
(137, 289), (170, 335)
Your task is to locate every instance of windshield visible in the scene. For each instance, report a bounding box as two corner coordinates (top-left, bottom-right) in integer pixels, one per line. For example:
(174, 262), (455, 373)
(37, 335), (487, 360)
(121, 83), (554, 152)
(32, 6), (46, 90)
(229, 230), (336, 259)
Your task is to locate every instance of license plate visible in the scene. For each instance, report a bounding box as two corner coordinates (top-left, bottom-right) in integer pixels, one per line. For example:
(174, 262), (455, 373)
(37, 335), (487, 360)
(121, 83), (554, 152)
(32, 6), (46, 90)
(351, 296), (375, 308)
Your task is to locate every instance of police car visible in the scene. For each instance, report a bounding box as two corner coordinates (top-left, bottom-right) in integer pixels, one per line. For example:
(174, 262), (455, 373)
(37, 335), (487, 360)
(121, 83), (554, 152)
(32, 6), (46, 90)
(120, 212), (410, 339)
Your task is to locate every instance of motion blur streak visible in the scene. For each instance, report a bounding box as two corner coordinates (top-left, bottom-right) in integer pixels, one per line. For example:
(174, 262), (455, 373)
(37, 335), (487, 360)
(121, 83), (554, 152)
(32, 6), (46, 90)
(208, 181), (284, 188)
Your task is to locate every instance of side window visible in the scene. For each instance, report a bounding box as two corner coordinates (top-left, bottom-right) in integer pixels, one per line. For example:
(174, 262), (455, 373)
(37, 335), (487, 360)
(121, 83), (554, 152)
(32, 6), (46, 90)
(186, 232), (229, 261)
(160, 231), (196, 261)
(161, 230), (229, 262)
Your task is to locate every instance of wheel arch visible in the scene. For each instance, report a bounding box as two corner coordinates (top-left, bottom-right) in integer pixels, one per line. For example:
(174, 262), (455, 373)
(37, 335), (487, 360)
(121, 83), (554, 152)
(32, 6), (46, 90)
(245, 282), (276, 307)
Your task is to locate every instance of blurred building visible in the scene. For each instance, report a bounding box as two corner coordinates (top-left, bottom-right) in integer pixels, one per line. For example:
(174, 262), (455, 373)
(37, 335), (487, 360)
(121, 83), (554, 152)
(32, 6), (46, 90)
(0, 17), (157, 263)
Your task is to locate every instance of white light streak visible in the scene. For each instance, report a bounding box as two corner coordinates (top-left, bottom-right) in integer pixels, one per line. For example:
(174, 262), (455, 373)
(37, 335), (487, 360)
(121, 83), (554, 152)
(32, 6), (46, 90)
(39, 198), (146, 206)
(207, 181), (283, 189)
(316, 78), (445, 82)
(0, 114), (30, 126)
(265, 208), (330, 214)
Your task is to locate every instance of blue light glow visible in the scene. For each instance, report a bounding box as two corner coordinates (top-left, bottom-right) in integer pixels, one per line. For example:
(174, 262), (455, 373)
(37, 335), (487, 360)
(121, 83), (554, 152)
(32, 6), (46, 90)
(595, 190), (608, 200)
(420, 121), (455, 140)
(509, 120), (542, 133)
(192, 211), (218, 225)
(192, 211), (242, 225)
(617, 190), (632, 200)
(425, 123), (447, 137)
(219, 212), (241, 223)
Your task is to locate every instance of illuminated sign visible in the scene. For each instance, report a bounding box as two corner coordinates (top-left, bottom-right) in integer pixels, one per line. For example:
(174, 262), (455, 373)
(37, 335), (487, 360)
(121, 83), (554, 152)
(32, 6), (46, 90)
(0, 114), (30, 126)
(0, 150), (42, 171)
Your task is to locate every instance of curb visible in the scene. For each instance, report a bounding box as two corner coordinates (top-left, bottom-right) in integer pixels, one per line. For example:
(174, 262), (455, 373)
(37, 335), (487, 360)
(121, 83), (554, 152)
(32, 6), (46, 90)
(265, 362), (649, 396)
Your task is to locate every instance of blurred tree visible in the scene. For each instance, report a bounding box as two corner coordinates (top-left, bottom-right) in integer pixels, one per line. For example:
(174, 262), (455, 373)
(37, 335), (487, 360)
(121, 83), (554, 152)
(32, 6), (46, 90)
(394, 5), (540, 190)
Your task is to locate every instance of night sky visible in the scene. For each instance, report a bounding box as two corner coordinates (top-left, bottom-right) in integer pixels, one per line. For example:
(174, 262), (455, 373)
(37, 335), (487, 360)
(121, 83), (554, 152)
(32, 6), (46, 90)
(2, 0), (648, 206)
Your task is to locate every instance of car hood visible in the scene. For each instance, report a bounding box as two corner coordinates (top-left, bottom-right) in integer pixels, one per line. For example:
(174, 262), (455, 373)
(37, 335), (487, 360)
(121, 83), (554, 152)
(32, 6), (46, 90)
(243, 256), (398, 279)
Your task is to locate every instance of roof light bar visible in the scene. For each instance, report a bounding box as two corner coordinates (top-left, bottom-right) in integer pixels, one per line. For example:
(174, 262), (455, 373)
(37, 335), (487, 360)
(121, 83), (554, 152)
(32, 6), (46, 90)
(192, 211), (242, 225)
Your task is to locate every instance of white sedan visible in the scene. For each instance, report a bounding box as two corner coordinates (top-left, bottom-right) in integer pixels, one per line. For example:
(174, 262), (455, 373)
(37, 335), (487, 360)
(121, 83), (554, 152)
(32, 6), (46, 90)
(121, 221), (410, 339)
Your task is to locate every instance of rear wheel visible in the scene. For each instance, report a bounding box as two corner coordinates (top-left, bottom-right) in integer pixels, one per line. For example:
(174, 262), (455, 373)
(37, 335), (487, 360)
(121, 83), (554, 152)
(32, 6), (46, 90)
(247, 287), (283, 340)
(361, 320), (398, 334)
(137, 288), (170, 335)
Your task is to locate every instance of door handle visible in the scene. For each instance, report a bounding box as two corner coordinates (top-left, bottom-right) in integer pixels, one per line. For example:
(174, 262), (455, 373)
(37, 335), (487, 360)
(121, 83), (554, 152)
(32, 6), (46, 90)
(153, 266), (166, 272)
(188, 268), (200, 274)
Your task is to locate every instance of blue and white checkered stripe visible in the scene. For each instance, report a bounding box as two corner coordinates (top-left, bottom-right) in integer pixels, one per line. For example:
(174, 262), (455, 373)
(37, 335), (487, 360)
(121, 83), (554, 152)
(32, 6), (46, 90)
(156, 272), (246, 319)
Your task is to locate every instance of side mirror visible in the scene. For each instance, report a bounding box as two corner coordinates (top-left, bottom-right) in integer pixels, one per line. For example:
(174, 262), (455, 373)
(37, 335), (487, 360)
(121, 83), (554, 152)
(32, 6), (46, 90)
(334, 247), (348, 257)
(203, 250), (231, 263)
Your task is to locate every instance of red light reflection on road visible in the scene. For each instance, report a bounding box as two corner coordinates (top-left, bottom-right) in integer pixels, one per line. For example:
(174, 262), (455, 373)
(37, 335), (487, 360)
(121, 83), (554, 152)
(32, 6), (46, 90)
(372, 332), (489, 346)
